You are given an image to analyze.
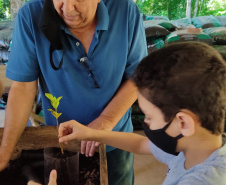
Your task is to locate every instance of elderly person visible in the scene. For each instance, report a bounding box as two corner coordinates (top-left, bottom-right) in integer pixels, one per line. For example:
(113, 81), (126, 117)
(0, 0), (147, 184)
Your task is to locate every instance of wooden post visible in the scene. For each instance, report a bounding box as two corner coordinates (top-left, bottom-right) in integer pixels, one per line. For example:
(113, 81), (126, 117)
(0, 79), (4, 97)
(193, 0), (199, 17)
(0, 65), (12, 92)
(10, 0), (25, 20)
(186, 0), (192, 18)
(99, 144), (108, 185)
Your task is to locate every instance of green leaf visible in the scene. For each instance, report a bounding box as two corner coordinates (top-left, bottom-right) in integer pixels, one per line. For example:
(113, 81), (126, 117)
(55, 96), (63, 109)
(55, 99), (59, 109)
(51, 102), (55, 109)
(50, 111), (62, 119)
(56, 96), (63, 102)
(53, 97), (57, 102)
(45, 93), (54, 101)
(51, 111), (58, 118)
(56, 113), (62, 119)
(51, 97), (57, 109)
(51, 97), (56, 108)
(52, 96), (62, 109)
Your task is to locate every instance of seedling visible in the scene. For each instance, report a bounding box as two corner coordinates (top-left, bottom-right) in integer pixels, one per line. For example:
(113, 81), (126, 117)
(45, 93), (64, 154)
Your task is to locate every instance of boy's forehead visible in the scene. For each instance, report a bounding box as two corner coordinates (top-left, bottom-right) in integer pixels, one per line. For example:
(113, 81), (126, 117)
(137, 91), (158, 113)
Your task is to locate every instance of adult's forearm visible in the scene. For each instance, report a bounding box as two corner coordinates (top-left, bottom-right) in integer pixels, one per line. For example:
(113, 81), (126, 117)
(100, 79), (137, 128)
(1, 81), (37, 155)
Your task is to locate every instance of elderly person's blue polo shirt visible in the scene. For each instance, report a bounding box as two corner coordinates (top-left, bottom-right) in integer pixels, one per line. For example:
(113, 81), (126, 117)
(6, 0), (147, 151)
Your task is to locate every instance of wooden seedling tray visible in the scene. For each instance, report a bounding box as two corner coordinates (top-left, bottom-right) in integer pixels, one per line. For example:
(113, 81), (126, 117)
(0, 126), (108, 185)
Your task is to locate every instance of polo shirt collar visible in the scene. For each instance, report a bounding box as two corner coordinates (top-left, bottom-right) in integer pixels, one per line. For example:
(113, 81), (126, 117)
(96, 1), (109, 31)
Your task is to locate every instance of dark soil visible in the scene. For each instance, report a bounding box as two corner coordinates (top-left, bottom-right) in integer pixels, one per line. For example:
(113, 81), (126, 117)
(79, 154), (100, 185)
(0, 149), (100, 185)
(44, 147), (79, 185)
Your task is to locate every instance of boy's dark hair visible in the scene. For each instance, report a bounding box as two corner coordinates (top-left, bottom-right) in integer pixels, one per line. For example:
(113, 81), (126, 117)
(132, 42), (226, 134)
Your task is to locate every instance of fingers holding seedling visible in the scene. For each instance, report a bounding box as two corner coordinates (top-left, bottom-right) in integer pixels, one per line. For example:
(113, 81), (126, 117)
(59, 121), (73, 137)
(58, 121), (77, 143)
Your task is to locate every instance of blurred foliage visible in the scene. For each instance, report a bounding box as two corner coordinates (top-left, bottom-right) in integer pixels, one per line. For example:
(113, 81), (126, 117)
(136, 0), (226, 20)
(0, 0), (226, 21)
(0, 0), (10, 20)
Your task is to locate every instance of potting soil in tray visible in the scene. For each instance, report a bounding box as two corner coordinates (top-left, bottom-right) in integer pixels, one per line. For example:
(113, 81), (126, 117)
(0, 149), (100, 185)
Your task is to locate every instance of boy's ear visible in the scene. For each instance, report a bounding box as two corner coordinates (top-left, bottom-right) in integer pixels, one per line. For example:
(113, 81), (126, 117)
(175, 112), (195, 137)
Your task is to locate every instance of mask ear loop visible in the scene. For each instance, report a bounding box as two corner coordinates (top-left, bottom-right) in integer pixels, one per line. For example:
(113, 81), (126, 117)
(163, 111), (184, 138)
(175, 134), (183, 140)
(162, 120), (173, 130)
(50, 44), (64, 70)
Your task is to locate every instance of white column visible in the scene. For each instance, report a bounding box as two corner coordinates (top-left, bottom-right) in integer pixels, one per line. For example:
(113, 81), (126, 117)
(10, 0), (25, 20)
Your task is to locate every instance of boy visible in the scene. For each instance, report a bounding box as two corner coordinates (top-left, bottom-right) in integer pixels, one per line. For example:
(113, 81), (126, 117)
(58, 42), (226, 184)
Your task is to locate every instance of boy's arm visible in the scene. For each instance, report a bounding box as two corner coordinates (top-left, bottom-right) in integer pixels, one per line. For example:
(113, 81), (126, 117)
(59, 120), (152, 155)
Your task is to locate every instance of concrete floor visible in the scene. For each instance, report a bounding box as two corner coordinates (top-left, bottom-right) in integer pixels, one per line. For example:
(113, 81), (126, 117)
(0, 109), (4, 127)
(133, 130), (167, 185)
(0, 109), (167, 185)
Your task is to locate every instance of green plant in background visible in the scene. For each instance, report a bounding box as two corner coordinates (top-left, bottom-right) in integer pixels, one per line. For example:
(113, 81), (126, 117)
(0, 0), (226, 21)
(202, 0), (226, 16)
(136, 0), (226, 20)
(0, 0), (10, 20)
(45, 93), (64, 154)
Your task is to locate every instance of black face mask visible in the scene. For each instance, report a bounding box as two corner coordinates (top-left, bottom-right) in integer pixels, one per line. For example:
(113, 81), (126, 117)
(40, 0), (65, 70)
(142, 119), (183, 155)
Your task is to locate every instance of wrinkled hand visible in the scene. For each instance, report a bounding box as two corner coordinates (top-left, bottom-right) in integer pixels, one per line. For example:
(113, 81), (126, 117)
(27, 170), (57, 185)
(0, 147), (12, 172)
(81, 116), (114, 157)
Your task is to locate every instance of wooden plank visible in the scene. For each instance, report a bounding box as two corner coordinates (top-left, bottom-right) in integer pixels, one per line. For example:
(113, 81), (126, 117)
(0, 126), (108, 184)
(99, 144), (108, 185)
(0, 78), (4, 97)
(0, 126), (80, 160)
(31, 112), (45, 125)
(0, 65), (12, 91)
(29, 112), (42, 127)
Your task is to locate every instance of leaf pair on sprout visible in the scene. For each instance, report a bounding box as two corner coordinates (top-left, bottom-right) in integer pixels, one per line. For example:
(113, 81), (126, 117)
(45, 93), (63, 120)
(45, 93), (64, 154)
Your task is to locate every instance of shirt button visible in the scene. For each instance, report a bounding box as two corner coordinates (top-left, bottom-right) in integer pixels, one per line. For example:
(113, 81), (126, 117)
(80, 58), (85, 62)
(76, 42), (80, 46)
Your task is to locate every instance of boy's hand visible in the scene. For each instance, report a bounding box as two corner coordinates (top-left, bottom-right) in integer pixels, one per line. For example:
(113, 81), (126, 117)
(27, 181), (41, 185)
(59, 120), (92, 143)
(27, 170), (57, 185)
(48, 170), (57, 185)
